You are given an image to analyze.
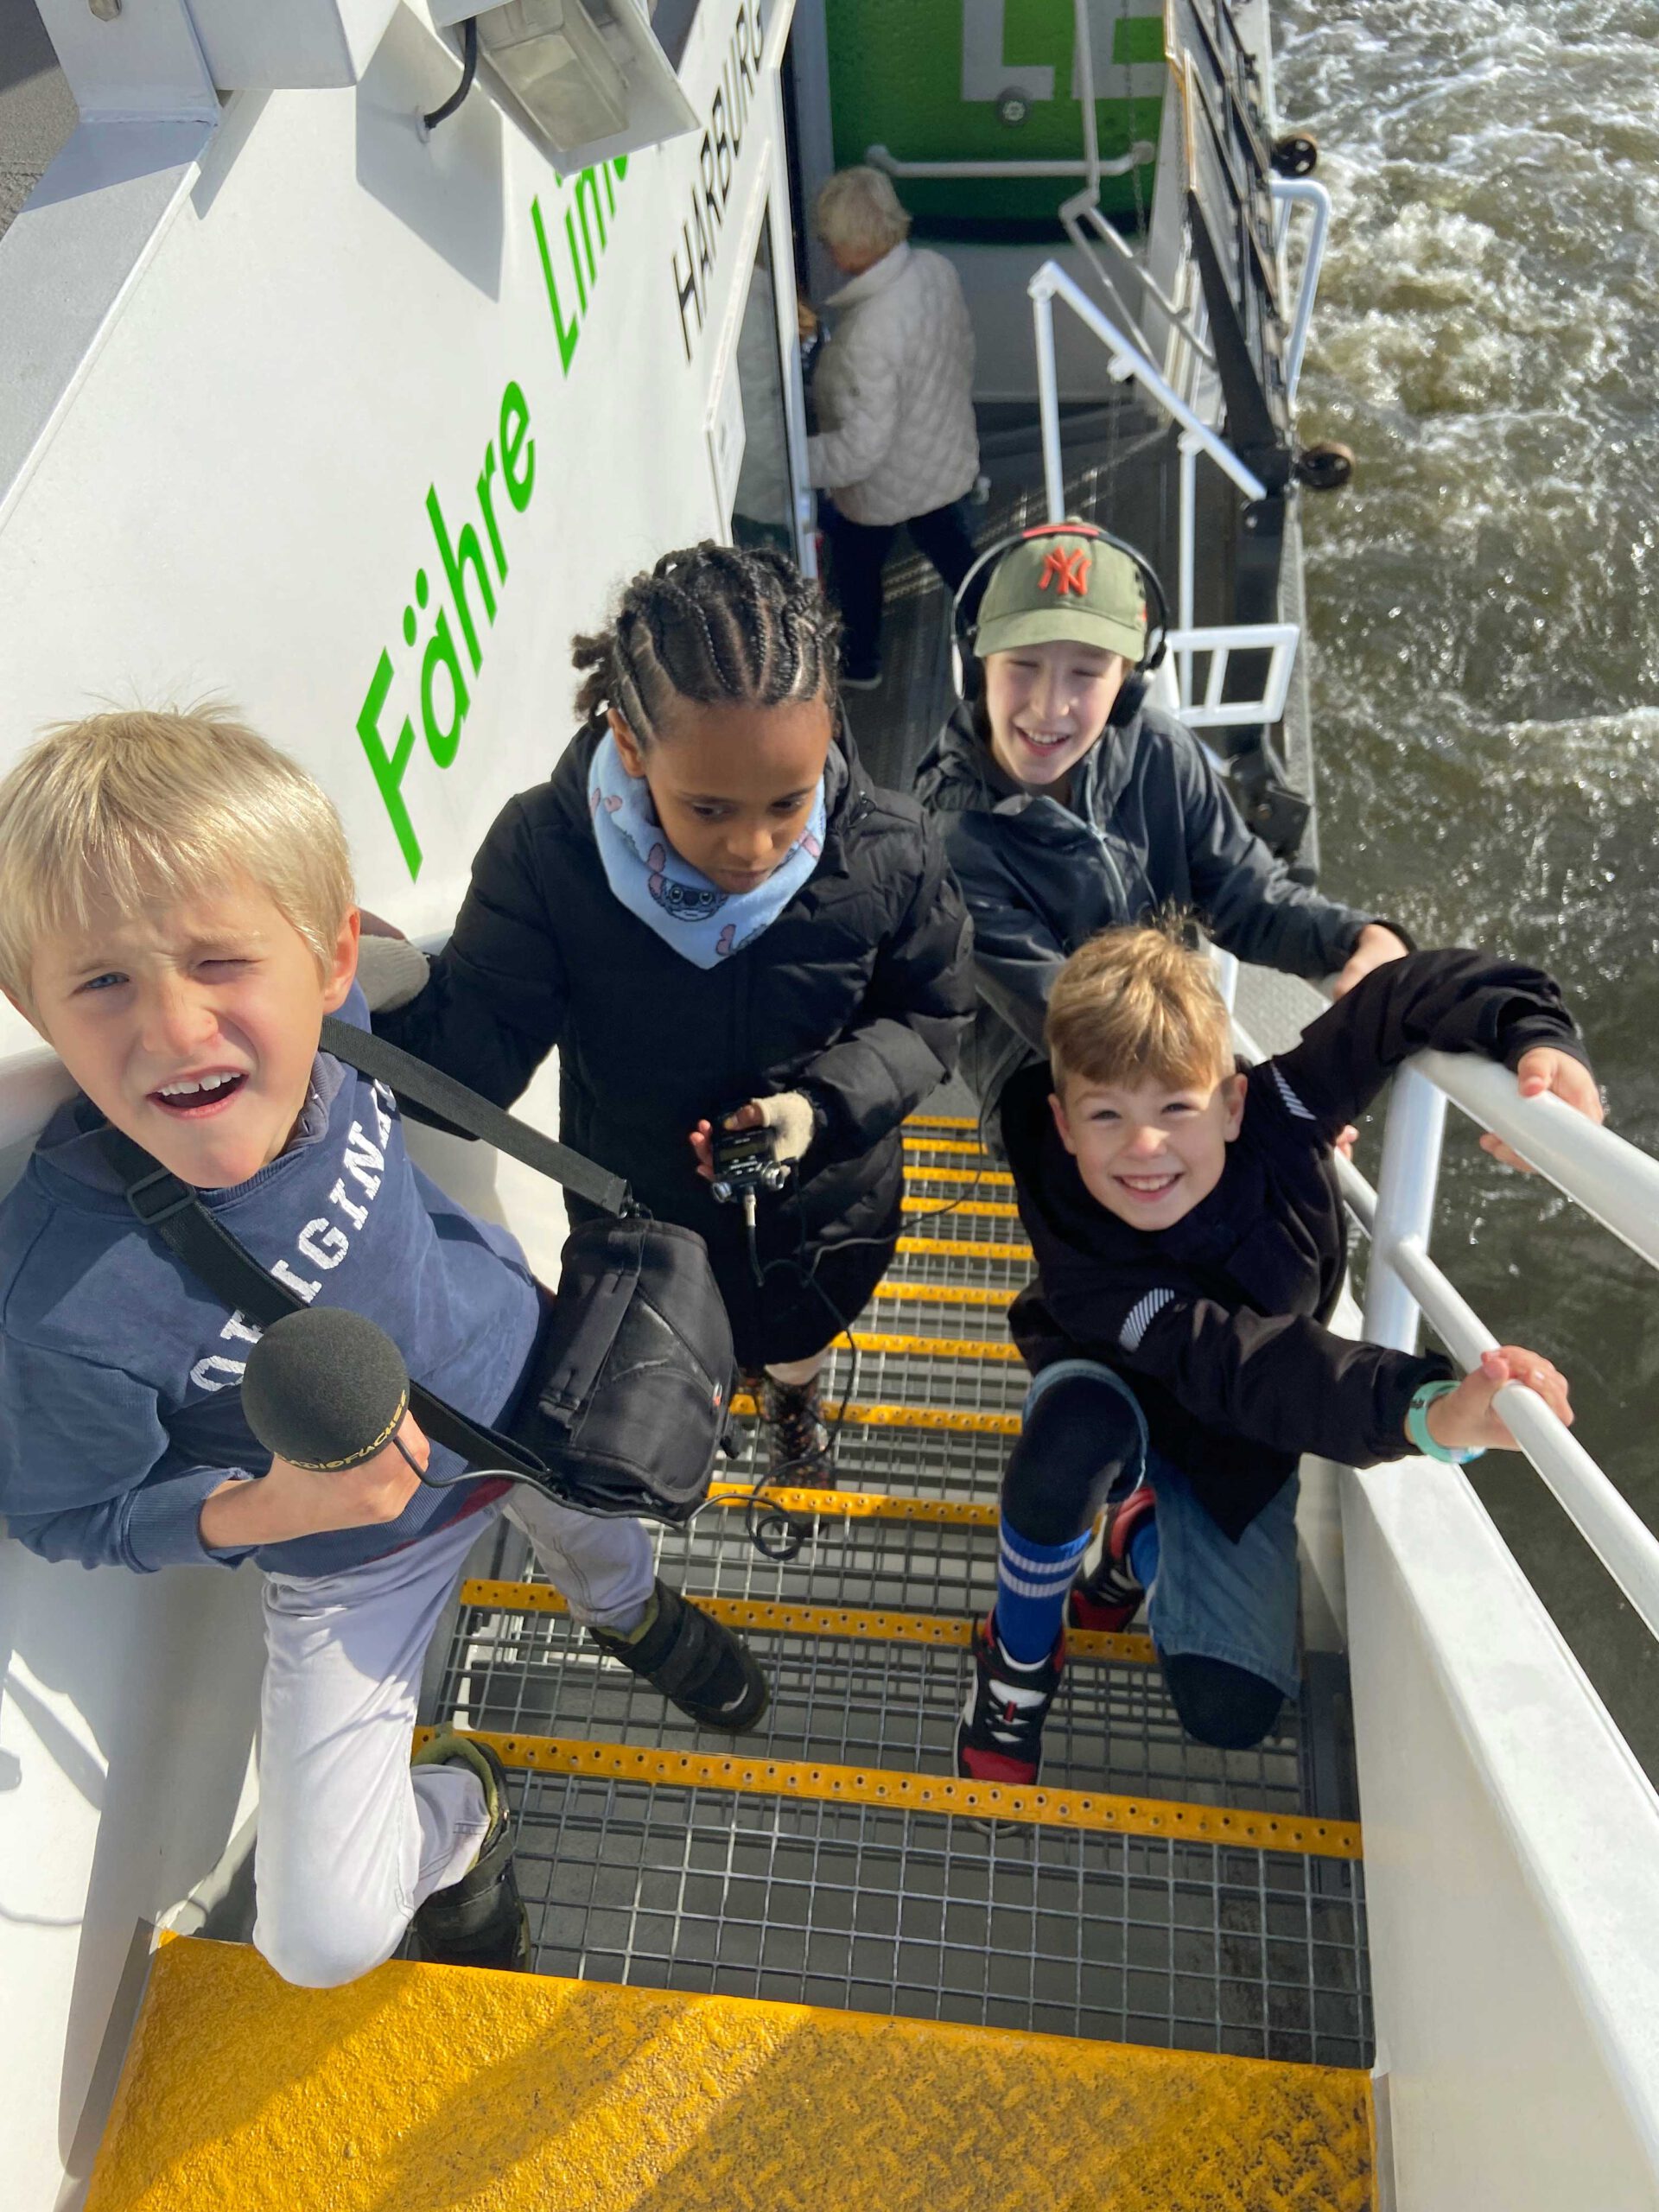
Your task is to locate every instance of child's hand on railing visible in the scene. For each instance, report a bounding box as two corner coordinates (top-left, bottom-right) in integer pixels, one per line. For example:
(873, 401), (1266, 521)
(1478, 1048), (1604, 1173)
(1426, 1346), (1573, 1454)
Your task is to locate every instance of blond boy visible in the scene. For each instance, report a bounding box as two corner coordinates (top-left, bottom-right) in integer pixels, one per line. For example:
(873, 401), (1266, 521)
(958, 925), (1592, 1783)
(0, 710), (764, 1983)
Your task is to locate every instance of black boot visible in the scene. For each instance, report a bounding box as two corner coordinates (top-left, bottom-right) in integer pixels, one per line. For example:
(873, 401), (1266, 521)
(588, 1578), (769, 1732)
(410, 1732), (531, 1972)
(760, 1370), (836, 1487)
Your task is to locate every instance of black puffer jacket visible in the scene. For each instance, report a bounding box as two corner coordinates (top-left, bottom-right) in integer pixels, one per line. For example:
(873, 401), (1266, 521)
(915, 702), (1386, 1127)
(379, 721), (973, 1365)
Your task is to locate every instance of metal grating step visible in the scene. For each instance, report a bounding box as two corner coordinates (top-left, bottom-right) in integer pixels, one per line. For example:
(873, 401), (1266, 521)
(742, 1422), (1017, 1501)
(867, 1289), (1016, 1339)
(872, 1277), (1013, 1307)
(418, 1099), (1374, 2078)
(436, 1608), (1307, 1815)
(906, 1165), (1017, 1192)
(883, 1249), (1034, 1299)
(901, 1194), (1022, 1225)
(817, 1351), (1029, 1419)
(505, 1779), (1370, 2065)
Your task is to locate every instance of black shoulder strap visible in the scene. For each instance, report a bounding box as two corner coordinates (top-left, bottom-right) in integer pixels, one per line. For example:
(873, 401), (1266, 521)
(97, 1123), (550, 1482)
(321, 1018), (630, 1217)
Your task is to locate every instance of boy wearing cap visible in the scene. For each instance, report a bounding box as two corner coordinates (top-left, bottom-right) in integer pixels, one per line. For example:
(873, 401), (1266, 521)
(915, 521), (1410, 1135)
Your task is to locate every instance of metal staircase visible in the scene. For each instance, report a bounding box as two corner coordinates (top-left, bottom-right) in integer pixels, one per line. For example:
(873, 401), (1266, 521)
(422, 1110), (1371, 2069)
(84, 1111), (1377, 2210)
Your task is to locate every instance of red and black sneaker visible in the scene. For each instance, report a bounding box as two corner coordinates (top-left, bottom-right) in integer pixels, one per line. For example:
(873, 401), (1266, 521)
(1069, 1479), (1156, 1634)
(955, 1613), (1065, 1784)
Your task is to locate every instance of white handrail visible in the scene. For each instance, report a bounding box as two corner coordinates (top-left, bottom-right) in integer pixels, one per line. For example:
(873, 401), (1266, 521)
(1376, 1211), (1659, 1652)
(865, 142), (1154, 184)
(1029, 260), (1267, 512)
(1227, 992), (1659, 1646)
(1269, 177), (1330, 408)
(1415, 1047), (1659, 1274)
(1056, 0), (1217, 364)
(1061, 203), (1217, 375)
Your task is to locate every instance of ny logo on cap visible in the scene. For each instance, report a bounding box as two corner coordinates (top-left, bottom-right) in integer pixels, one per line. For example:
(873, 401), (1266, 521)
(1038, 547), (1092, 596)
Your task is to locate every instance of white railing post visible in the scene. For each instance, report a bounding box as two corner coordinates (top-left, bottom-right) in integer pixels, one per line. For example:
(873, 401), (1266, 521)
(1071, 0), (1100, 206)
(1178, 431), (1198, 708)
(1031, 276), (1065, 523)
(1270, 176), (1331, 407)
(1363, 1063), (1448, 1352)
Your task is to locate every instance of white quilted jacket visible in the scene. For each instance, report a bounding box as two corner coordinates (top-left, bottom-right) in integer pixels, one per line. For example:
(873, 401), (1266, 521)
(807, 244), (979, 526)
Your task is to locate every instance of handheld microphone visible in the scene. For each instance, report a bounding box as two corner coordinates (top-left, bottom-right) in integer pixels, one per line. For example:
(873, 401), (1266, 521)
(241, 1306), (413, 1472)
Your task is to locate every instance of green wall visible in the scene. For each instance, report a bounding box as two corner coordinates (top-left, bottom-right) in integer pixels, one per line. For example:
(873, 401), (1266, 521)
(825, 0), (1164, 233)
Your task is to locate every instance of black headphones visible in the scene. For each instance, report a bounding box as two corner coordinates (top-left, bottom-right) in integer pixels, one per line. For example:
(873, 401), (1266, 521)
(951, 519), (1170, 726)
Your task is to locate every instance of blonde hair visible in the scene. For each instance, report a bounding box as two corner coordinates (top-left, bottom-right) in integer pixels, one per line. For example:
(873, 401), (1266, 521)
(1046, 926), (1234, 1095)
(814, 166), (912, 261)
(0, 708), (354, 1006)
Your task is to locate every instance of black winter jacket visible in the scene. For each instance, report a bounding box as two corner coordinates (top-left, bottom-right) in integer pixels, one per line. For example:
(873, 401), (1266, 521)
(916, 702), (1385, 1127)
(378, 722), (973, 1363)
(1003, 950), (1588, 1540)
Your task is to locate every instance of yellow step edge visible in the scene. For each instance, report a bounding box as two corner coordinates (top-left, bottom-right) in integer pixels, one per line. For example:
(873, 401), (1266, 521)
(734, 1394), (1020, 1436)
(906, 1166), (1016, 1190)
(842, 1329), (1023, 1362)
(872, 1279), (1017, 1308)
(412, 1730), (1363, 1861)
(706, 1481), (1000, 1523)
(901, 1195), (1021, 1220)
(461, 1579), (1158, 1668)
(905, 1113), (979, 1128)
(895, 1234), (1033, 1261)
(901, 1135), (988, 1157)
(86, 1938), (1376, 2212)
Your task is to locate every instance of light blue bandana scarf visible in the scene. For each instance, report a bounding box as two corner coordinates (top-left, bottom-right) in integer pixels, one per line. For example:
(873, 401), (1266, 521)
(586, 730), (828, 969)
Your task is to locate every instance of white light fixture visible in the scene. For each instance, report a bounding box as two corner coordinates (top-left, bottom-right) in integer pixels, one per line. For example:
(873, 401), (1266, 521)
(429, 1), (697, 172)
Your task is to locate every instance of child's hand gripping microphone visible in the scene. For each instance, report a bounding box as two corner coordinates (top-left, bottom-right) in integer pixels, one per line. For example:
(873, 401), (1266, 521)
(241, 1306), (420, 1473)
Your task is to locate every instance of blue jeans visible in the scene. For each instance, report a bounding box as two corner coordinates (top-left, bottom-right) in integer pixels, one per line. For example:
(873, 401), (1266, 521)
(1016, 1359), (1301, 1707)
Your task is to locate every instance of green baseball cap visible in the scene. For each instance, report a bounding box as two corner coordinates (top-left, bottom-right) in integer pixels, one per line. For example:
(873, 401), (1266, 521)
(972, 522), (1147, 663)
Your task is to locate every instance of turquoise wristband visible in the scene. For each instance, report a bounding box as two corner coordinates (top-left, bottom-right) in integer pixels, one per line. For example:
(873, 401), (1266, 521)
(1406, 1379), (1484, 1465)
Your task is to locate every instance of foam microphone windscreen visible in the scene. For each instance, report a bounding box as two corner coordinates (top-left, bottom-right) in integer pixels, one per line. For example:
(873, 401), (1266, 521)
(242, 1306), (412, 1472)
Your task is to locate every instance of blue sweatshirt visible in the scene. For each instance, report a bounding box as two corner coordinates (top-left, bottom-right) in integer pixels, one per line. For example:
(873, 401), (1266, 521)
(0, 988), (543, 1577)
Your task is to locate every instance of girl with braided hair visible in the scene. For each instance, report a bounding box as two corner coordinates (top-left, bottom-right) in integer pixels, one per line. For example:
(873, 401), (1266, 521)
(373, 542), (973, 1481)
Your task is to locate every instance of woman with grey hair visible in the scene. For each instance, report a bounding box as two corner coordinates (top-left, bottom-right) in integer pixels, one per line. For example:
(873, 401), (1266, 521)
(807, 166), (980, 687)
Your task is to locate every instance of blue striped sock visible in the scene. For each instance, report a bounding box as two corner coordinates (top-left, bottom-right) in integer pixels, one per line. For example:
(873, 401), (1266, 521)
(995, 1522), (1091, 1664)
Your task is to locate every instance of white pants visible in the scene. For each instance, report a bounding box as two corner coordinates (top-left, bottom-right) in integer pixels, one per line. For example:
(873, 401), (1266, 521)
(251, 1489), (653, 1988)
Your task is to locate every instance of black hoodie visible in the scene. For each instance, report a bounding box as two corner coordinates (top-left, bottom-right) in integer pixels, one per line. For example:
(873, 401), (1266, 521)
(379, 721), (973, 1364)
(916, 699), (1385, 1128)
(1002, 949), (1588, 1539)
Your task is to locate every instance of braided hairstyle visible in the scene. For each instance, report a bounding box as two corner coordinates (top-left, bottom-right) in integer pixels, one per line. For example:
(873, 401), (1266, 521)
(572, 543), (841, 743)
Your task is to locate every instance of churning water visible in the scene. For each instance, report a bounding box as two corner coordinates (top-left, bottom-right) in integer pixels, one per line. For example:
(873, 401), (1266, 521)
(1277, 0), (1659, 1763)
